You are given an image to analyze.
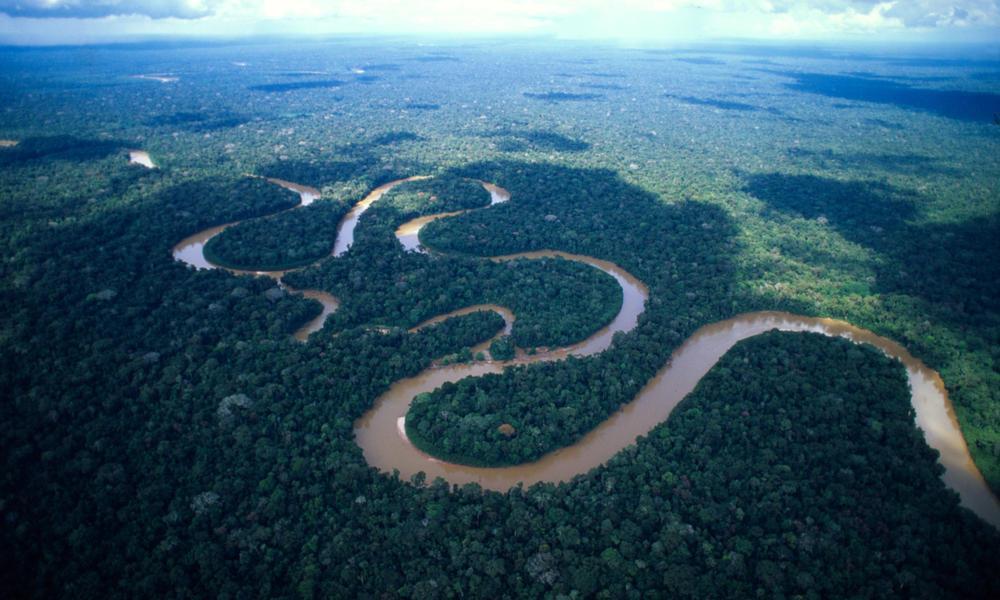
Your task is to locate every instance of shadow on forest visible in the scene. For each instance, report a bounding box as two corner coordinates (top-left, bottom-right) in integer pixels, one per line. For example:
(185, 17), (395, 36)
(259, 158), (375, 186)
(486, 129), (590, 153)
(258, 141), (428, 188)
(278, 71), (333, 78)
(845, 71), (953, 83)
(289, 159), (749, 343)
(146, 112), (249, 132)
(786, 148), (963, 177)
(744, 172), (999, 316)
(430, 159), (748, 320)
(370, 131), (423, 146)
(248, 80), (345, 93)
(581, 82), (627, 91)
(665, 94), (798, 121)
(970, 71), (1000, 82)
(665, 94), (766, 112)
(360, 63), (402, 72)
(887, 57), (1000, 68)
(412, 55), (460, 63)
(771, 71), (1000, 123)
(332, 159), (825, 467)
(523, 92), (604, 103)
(0, 135), (126, 165)
(675, 57), (726, 65)
(863, 118), (906, 130)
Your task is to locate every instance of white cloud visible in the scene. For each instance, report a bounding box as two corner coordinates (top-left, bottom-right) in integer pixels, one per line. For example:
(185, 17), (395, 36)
(883, 0), (998, 27)
(759, 1), (902, 36)
(0, 1), (220, 19)
(0, 0), (997, 42)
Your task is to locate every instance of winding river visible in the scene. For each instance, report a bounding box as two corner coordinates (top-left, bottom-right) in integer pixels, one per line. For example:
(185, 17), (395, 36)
(172, 177), (338, 340)
(171, 171), (1000, 527)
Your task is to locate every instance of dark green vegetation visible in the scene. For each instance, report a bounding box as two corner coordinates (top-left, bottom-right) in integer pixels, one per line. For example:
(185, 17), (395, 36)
(379, 175), (490, 214)
(0, 135), (126, 165)
(408, 160), (741, 465)
(774, 71), (1000, 123)
(523, 91), (604, 102)
(249, 80), (345, 93)
(204, 200), (350, 271)
(146, 112), (250, 133)
(488, 335), (516, 361)
(486, 129), (590, 153)
(1, 40), (998, 597)
(283, 173), (622, 349)
(664, 94), (763, 112)
(675, 57), (726, 65)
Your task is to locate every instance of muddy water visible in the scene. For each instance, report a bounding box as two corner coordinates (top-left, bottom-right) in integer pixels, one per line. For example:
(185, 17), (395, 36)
(294, 290), (340, 342)
(171, 174), (998, 527)
(172, 175), (449, 339)
(171, 178), (320, 275)
(128, 150), (155, 169)
(333, 176), (428, 256)
(266, 178), (321, 207)
(355, 311), (1000, 528)
(491, 251), (646, 358)
(171, 178), (331, 340)
(395, 210), (466, 253)
(395, 183), (510, 253)
(410, 304), (515, 357)
(400, 249), (647, 362)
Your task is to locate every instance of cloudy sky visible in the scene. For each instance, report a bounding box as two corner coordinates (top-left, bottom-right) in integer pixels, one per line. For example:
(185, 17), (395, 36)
(0, 1), (998, 45)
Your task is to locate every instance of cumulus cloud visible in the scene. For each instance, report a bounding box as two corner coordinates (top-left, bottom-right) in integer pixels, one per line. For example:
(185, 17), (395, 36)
(786, 1), (997, 26)
(0, 0), (996, 36)
(882, 0), (997, 27)
(619, 0), (999, 28)
(0, 1), (220, 19)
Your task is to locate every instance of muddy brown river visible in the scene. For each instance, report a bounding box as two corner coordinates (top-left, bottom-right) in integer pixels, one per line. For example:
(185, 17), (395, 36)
(333, 176), (428, 256)
(395, 182), (510, 253)
(171, 177), (332, 340)
(355, 311), (1000, 527)
(172, 174), (999, 527)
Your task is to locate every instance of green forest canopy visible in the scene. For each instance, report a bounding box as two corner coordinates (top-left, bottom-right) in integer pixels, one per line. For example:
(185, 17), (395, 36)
(1, 41), (998, 598)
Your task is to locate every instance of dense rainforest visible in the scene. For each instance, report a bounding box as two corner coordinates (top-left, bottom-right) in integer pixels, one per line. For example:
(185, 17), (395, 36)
(204, 200), (350, 271)
(282, 174), (623, 349)
(1, 39), (998, 598)
(202, 175), (495, 271)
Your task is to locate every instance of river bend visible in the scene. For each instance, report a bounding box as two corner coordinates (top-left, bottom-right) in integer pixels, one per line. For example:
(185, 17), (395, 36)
(170, 172), (999, 527)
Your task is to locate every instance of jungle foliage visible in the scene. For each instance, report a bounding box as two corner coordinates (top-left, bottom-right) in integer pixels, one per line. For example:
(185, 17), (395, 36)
(1, 39), (998, 599)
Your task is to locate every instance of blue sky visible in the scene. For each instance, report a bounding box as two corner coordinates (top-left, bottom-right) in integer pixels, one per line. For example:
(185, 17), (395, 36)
(1, 1), (998, 45)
